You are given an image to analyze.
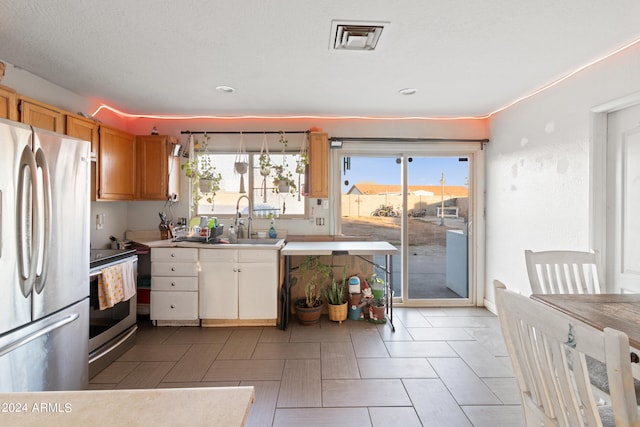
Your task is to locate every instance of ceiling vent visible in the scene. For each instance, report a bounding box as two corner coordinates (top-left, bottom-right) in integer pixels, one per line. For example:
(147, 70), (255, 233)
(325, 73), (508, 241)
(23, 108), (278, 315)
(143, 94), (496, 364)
(332, 22), (385, 51)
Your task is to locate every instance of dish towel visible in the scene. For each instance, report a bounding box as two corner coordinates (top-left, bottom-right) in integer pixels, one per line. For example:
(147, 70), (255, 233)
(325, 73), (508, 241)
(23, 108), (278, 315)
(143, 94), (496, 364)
(98, 260), (137, 310)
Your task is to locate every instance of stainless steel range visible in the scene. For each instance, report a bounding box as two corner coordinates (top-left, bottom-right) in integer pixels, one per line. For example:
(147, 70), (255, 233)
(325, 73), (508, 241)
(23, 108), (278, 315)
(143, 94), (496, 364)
(89, 248), (138, 378)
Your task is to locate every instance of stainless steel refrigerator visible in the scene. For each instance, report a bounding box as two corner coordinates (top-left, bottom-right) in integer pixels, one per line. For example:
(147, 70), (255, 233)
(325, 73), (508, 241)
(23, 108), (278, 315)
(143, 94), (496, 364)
(0, 117), (90, 391)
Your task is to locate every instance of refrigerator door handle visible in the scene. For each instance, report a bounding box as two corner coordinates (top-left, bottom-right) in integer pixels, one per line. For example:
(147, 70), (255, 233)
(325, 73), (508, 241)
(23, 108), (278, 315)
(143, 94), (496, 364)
(0, 313), (79, 358)
(17, 145), (39, 298)
(33, 147), (52, 294)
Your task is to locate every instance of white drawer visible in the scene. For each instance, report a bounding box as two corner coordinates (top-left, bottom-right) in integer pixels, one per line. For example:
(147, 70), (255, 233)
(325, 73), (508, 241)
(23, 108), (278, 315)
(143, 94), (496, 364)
(150, 291), (198, 320)
(199, 248), (238, 262)
(151, 276), (198, 291)
(152, 262), (198, 277)
(151, 247), (198, 262)
(239, 249), (277, 263)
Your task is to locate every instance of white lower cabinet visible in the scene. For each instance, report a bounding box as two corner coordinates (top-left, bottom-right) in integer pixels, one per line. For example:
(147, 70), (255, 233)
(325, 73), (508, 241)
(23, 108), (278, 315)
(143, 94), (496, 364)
(150, 248), (199, 322)
(199, 249), (278, 321)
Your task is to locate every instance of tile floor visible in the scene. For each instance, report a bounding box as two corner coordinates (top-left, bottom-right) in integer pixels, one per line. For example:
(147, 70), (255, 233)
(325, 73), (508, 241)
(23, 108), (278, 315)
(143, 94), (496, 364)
(89, 307), (525, 427)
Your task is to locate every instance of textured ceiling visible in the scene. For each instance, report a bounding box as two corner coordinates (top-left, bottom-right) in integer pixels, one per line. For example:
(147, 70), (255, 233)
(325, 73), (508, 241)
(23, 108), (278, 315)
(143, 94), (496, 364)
(1, 0), (640, 118)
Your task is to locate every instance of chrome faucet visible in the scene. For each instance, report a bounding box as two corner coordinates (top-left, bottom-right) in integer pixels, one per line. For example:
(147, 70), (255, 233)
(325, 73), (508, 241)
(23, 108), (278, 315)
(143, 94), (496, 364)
(235, 195), (253, 238)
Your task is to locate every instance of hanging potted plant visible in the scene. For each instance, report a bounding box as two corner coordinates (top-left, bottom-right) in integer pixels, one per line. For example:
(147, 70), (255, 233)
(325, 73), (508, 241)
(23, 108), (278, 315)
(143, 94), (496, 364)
(271, 131), (297, 195)
(181, 134), (222, 215)
(326, 264), (349, 323)
(235, 132), (249, 193)
(296, 133), (309, 174)
(294, 255), (332, 326)
(272, 164), (296, 194)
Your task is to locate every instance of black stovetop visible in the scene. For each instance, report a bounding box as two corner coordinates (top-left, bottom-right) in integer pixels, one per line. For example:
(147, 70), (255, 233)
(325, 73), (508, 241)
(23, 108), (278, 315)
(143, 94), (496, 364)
(90, 248), (137, 269)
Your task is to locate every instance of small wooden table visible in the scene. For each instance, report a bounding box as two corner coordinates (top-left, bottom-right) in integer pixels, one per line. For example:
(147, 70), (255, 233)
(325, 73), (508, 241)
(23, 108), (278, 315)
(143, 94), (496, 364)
(531, 293), (640, 351)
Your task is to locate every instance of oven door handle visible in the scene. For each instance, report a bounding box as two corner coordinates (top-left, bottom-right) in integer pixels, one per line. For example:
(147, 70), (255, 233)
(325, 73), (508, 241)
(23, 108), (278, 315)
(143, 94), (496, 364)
(90, 257), (137, 278)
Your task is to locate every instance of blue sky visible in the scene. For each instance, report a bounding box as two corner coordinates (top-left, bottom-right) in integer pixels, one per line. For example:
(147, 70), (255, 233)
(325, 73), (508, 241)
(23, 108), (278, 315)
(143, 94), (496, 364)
(341, 156), (469, 191)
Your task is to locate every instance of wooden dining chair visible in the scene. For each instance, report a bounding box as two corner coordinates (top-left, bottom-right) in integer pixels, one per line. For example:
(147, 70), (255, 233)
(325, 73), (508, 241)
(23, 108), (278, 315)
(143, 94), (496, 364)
(494, 280), (639, 427)
(525, 250), (603, 294)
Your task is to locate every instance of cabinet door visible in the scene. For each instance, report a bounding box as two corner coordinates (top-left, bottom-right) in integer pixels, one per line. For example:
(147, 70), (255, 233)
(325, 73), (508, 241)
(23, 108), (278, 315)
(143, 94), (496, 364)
(199, 262), (238, 319)
(238, 262), (278, 319)
(98, 126), (136, 200)
(66, 115), (99, 159)
(20, 98), (65, 133)
(308, 132), (328, 198)
(0, 85), (18, 121)
(136, 135), (169, 200)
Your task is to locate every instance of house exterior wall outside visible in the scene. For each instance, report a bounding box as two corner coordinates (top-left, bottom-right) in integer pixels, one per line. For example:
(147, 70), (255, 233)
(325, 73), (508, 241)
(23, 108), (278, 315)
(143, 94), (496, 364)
(485, 41), (640, 304)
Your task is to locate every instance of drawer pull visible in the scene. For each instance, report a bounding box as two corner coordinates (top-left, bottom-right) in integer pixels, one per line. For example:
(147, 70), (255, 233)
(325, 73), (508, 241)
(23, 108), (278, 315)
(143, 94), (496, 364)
(171, 282), (176, 287)
(171, 253), (175, 257)
(170, 304), (175, 309)
(171, 267), (176, 271)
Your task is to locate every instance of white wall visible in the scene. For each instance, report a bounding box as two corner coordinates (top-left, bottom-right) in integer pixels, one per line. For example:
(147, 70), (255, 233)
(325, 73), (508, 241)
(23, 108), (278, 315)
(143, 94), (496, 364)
(485, 42), (640, 303)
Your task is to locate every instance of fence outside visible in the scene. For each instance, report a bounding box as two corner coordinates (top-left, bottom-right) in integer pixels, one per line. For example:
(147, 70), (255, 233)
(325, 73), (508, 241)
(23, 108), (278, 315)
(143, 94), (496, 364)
(341, 194), (468, 219)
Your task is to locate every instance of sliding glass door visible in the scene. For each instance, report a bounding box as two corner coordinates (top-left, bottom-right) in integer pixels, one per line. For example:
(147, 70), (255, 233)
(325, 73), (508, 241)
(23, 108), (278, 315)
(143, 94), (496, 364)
(337, 143), (482, 306)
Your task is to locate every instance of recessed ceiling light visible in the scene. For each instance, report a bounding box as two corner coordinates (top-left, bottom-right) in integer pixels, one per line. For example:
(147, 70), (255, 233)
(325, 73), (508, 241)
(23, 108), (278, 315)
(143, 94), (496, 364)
(399, 88), (418, 95)
(216, 85), (235, 93)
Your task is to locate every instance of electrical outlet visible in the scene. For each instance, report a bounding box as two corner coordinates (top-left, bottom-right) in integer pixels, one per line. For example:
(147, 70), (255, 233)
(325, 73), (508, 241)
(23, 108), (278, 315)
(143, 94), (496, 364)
(96, 213), (104, 230)
(315, 217), (325, 226)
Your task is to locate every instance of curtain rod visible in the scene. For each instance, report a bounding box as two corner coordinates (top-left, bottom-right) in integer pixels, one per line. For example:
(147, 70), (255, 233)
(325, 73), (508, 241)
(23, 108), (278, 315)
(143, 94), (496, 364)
(329, 136), (489, 144)
(181, 130), (309, 135)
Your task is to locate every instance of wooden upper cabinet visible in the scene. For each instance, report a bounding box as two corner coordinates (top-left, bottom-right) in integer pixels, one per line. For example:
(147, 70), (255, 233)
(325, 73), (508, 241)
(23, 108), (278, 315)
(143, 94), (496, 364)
(0, 84), (18, 121)
(66, 115), (99, 159)
(308, 132), (329, 198)
(136, 135), (180, 200)
(99, 126), (136, 200)
(19, 97), (65, 133)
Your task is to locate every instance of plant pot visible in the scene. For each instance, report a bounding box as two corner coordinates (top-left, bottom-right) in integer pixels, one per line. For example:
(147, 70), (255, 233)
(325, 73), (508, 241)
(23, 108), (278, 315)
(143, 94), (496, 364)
(368, 304), (386, 323)
(198, 179), (212, 193)
(260, 166), (271, 176)
(348, 305), (362, 320)
(295, 299), (323, 326)
(277, 181), (290, 193)
(349, 293), (362, 306)
(327, 302), (348, 323)
(234, 161), (248, 174)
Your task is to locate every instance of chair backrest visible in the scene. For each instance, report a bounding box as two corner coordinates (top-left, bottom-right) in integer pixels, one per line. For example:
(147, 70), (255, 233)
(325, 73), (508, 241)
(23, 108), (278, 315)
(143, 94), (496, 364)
(525, 250), (603, 294)
(494, 280), (638, 427)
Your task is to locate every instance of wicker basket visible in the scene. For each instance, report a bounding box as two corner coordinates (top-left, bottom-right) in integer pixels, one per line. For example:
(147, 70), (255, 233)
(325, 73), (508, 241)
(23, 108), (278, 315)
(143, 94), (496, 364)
(327, 302), (348, 323)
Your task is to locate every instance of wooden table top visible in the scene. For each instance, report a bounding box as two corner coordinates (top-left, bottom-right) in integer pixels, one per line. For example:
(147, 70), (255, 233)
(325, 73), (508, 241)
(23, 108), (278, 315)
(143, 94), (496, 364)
(531, 293), (640, 350)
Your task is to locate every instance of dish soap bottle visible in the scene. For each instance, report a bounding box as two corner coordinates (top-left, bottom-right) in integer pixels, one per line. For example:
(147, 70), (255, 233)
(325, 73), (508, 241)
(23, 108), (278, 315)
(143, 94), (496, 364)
(237, 220), (245, 239)
(268, 219), (277, 238)
(228, 225), (237, 244)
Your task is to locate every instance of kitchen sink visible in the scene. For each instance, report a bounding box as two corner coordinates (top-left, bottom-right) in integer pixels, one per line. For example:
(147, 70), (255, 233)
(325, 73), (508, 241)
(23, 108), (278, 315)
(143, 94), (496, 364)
(234, 238), (284, 245)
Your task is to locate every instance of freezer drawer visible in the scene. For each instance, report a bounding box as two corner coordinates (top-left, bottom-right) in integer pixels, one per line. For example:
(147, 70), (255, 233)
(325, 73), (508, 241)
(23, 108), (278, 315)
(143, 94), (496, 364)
(0, 299), (89, 392)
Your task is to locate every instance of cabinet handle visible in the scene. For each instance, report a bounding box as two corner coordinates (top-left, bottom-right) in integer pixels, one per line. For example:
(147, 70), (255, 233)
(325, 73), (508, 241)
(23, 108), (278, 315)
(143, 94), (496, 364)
(237, 268), (241, 273)
(171, 282), (176, 287)
(170, 304), (175, 309)
(171, 253), (175, 257)
(171, 267), (175, 271)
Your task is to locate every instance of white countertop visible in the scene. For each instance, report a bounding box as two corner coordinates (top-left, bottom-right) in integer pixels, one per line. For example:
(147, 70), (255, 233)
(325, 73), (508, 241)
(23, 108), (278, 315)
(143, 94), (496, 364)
(136, 238), (285, 250)
(281, 241), (397, 256)
(0, 386), (254, 426)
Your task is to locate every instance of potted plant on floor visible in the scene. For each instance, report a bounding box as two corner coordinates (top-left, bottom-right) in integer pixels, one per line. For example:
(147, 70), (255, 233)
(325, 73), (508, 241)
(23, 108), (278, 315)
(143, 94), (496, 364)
(368, 297), (386, 323)
(326, 264), (348, 323)
(294, 255), (332, 326)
